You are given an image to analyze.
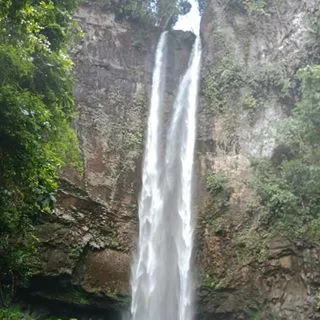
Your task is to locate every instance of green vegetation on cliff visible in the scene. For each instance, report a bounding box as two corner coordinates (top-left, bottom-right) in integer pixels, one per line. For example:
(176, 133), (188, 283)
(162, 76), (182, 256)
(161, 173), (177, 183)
(201, 3), (320, 283)
(253, 64), (320, 240)
(0, 0), (82, 306)
(250, 10), (320, 241)
(0, 306), (34, 320)
(0, 305), (77, 319)
(94, 0), (202, 28)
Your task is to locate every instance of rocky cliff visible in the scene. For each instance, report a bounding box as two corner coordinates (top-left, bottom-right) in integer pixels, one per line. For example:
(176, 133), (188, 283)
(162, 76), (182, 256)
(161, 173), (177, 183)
(196, 0), (320, 319)
(24, 0), (320, 319)
(23, 2), (195, 318)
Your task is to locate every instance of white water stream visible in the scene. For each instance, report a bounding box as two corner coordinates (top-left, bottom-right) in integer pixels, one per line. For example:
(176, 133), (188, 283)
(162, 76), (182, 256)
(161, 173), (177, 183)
(131, 25), (201, 320)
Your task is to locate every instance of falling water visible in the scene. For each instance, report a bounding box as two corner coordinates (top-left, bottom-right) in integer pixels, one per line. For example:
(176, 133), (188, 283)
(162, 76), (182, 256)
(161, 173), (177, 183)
(166, 34), (202, 320)
(131, 31), (168, 320)
(131, 29), (201, 320)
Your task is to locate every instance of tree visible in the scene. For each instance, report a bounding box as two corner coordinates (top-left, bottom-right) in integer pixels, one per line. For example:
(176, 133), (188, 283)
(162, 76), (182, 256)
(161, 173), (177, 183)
(95, 0), (191, 29)
(156, 0), (191, 28)
(0, 0), (82, 305)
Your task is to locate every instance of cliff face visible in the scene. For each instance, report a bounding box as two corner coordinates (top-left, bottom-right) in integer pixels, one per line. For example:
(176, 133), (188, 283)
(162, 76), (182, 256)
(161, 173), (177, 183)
(196, 0), (320, 319)
(25, 3), (195, 317)
(26, 0), (320, 319)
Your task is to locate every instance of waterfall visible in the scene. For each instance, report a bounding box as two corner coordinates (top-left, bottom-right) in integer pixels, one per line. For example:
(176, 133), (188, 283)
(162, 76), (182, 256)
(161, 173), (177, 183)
(166, 34), (202, 320)
(131, 31), (168, 320)
(131, 29), (201, 320)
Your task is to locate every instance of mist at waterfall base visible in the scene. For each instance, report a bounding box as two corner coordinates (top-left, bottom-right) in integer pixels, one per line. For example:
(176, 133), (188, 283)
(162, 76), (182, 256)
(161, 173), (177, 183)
(130, 19), (202, 320)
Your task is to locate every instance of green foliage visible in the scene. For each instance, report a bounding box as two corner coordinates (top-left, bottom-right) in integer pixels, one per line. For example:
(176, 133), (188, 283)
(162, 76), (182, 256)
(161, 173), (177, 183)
(206, 172), (228, 195)
(95, 0), (153, 24)
(236, 226), (269, 263)
(203, 57), (244, 113)
(94, 0), (191, 29)
(202, 53), (266, 128)
(202, 33), (300, 121)
(202, 273), (225, 289)
(252, 159), (298, 221)
(0, 306), (34, 320)
(124, 131), (143, 149)
(41, 285), (91, 307)
(226, 0), (269, 16)
(0, 0), (82, 306)
(248, 310), (262, 320)
(205, 172), (231, 218)
(0, 306), (78, 319)
(156, 0), (191, 29)
(251, 65), (320, 241)
(243, 0), (268, 16)
(307, 9), (320, 61)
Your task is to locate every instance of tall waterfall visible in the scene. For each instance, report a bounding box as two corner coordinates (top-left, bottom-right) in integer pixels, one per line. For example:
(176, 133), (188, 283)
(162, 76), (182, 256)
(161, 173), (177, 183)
(131, 29), (201, 320)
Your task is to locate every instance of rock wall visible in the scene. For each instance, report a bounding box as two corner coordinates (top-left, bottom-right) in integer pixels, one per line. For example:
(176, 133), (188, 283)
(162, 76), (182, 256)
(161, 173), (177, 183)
(196, 0), (320, 319)
(25, 0), (320, 319)
(24, 2), (195, 317)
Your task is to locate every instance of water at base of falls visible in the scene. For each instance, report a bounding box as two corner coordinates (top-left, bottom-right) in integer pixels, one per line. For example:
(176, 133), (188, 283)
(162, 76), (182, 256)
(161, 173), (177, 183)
(131, 31), (202, 320)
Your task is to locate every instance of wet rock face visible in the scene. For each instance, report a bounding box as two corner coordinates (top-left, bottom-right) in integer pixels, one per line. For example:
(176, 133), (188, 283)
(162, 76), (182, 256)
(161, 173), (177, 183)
(196, 0), (320, 319)
(28, 2), (195, 315)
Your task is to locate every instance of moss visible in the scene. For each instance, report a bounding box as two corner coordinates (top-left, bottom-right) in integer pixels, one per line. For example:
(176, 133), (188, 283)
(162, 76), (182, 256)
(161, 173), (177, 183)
(38, 286), (91, 307)
(226, 0), (270, 17)
(100, 229), (116, 237)
(0, 306), (70, 320)
(69, 290), (91, 306)
(201, 273), (229, 290)
(121, 89), (146, 156)
(206, 172), (229, 195)
(124, 131), (143, 149)
(107, 292), (131, 305)
(244, 309), (263, 320)
(0, 306), (82, 319)
(203, 57), (243, 113)
(201, 2), (318, 126)
(68, 245), (83, 261)
(92, 0), (156, 26)
(235, 227), (269, 264)
(243, 0), (269, 16)
(202, 39), (270, 130)
(202, 195), (231, 230)
(0, 307), (34, 320)
(204, 173), (230, 219)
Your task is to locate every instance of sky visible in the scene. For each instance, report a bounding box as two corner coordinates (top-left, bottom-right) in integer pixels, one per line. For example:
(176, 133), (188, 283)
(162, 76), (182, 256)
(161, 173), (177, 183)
(174, 0), (201, 34)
